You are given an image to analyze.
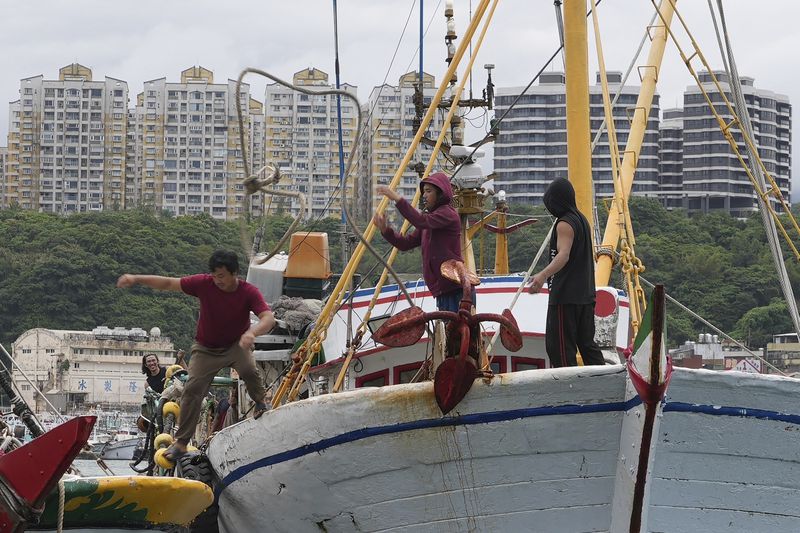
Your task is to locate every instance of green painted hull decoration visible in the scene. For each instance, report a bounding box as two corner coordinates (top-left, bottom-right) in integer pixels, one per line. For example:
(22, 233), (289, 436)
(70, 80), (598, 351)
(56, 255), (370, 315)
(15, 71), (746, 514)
(30, 476), (213, 530)
(37, 480), (148, 529)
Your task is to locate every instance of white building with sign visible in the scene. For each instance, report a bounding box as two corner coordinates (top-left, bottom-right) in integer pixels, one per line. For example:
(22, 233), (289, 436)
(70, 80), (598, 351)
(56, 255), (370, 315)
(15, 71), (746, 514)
(11, 326), (174, 413)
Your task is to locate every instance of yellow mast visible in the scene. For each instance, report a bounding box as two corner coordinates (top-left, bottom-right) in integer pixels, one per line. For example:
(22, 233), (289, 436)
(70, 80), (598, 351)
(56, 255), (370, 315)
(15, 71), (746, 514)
(564, 0), (594, 232)
(595, 0), (676, 285)
(494, 207), (509, 275)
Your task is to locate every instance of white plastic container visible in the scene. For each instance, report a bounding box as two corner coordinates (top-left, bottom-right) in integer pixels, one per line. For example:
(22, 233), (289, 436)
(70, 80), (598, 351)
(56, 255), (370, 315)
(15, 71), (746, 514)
(247, 252), (289, 305)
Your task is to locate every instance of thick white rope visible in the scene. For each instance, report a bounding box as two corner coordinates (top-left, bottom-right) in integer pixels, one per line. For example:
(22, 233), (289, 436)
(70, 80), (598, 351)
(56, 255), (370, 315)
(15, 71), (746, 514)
(57, 477), (65, 533)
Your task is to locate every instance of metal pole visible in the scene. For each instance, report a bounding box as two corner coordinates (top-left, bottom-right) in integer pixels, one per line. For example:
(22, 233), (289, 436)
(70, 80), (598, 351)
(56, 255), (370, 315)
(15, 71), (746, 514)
(564, 0), (593, 235)
(419, 0), (424, 85)
(332, 0), (348, 266)
(554, 0), (566, 70)
(0, 343), (67, 424)
(595, 0), (675, 285)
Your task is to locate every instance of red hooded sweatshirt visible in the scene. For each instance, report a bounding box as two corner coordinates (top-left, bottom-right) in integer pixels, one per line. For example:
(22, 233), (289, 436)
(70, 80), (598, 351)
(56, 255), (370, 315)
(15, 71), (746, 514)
(381, 172), (463, 297)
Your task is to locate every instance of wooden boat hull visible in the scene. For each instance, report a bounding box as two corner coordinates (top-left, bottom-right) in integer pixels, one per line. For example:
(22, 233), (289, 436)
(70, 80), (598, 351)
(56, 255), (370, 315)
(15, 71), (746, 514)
(211, 365), (627, 532)
(648, 369), (800, 531)
(207, 365), (800, 532)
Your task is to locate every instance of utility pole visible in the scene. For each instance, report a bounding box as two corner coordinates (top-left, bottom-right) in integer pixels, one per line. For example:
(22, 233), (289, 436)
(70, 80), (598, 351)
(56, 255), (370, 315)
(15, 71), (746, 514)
(331, 0), (348, 269)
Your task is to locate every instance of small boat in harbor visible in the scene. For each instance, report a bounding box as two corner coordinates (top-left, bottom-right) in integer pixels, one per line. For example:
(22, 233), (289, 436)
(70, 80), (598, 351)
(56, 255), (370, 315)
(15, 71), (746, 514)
(98, 436), (143, 461)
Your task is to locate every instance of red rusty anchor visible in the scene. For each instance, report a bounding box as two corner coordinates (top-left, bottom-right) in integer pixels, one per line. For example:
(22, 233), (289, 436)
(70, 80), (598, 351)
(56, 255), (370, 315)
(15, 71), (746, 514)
(372, 260), (522, 414)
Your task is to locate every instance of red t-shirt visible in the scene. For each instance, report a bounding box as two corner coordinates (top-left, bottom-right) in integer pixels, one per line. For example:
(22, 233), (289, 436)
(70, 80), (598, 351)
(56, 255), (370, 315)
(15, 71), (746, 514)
(180, 274), (270, 349)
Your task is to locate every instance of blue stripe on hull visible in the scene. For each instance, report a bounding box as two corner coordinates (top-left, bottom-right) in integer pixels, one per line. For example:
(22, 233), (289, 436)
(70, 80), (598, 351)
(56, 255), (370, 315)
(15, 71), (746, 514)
(662, 401), (800, 424)
(217, 395), (800, 497)
(217, 397), (642, 495)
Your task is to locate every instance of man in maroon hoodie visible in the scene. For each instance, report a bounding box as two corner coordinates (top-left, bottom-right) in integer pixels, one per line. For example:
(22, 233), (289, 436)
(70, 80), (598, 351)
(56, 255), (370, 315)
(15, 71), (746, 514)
(373, 172), (471, 312)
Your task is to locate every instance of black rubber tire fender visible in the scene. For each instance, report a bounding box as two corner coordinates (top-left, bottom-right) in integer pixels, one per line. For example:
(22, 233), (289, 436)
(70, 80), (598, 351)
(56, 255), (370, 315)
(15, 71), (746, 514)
(176, 453), (219, 533)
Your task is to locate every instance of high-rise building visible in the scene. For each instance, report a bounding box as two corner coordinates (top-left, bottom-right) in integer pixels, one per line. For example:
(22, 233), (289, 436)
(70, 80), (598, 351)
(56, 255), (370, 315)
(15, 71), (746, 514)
(125, 108), (139, 205)
(493, 71), (660, 205)
(0, 146), (7, 206)
(3, 63), (129, 212)
(359, 72), (448, 220)
(677, 71), (791, 215)
(132, 66), (265, 219)
(264, 68), (358, 220)
(657, 108), (684, 209)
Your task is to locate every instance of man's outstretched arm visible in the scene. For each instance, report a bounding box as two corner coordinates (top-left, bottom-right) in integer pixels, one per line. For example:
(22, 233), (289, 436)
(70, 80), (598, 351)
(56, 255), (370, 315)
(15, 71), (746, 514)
(116, 274), (183, 292)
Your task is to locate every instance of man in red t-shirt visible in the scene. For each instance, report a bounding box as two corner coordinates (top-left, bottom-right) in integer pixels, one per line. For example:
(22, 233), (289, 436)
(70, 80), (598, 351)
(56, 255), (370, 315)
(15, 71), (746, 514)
(117, 250), (275, 462)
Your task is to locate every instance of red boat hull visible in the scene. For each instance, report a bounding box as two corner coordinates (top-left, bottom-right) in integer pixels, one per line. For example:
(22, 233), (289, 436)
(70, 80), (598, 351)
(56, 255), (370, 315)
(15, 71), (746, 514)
(0, 416), (95, 533)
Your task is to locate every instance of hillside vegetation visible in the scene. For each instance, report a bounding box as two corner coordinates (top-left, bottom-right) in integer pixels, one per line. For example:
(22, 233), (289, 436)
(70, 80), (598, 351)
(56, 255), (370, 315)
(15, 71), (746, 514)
(0, 198), (796, 355)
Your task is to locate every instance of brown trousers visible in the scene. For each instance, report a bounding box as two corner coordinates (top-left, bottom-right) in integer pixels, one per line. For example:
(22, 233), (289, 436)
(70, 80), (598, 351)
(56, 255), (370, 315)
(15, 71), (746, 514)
(175, 342), (266, 443)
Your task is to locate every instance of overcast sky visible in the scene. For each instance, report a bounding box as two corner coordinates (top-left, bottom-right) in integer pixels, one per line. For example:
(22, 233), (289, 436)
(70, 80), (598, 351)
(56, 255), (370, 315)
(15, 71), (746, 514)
(0, 1), (796, 193)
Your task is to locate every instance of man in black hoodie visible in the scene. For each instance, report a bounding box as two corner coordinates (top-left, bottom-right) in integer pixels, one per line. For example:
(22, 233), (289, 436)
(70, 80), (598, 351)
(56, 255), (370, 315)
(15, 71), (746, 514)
(528, 178), (605, 368)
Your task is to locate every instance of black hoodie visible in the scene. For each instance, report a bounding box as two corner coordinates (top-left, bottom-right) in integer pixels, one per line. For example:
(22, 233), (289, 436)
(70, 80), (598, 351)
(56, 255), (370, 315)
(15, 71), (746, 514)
(542, 178), (596, 304)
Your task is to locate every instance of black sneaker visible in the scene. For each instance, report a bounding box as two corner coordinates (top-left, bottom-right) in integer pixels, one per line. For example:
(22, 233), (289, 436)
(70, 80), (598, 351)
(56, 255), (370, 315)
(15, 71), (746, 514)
(253, 402), (268, 419)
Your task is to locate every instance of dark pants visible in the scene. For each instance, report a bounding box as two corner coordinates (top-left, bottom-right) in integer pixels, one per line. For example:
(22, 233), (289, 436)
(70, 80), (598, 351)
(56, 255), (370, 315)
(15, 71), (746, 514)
(545, 303), (605, 368)
(175, 342), (265, 443)
(436, 287), (477, 312)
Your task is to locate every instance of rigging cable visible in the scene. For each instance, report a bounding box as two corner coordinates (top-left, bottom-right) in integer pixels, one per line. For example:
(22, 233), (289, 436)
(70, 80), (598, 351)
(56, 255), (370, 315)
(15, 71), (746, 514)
(236, 35), (497, 404)
(329, 0), (499, 395)
(0, 342), (63, 432)
(333, 0), (347, 249)
(235, 69), (415, 307)
(250, 0), (441, 264)
(553, 1), (566, 71)
(242, 0), (424, 270)
(484, 222), (555, 361)
(710, 0), (800, 339)
(404, 0), (444, 77)
(419, 0), (424, 84)
(639, 275), (786, 376)
(588, 7), (659, 246)
(647, 0), (800, 373)
(365, 0), (419, 138)
(591, 0), (646, 332)
(448, 0), (603, 188)
(247, 0), (445, 325)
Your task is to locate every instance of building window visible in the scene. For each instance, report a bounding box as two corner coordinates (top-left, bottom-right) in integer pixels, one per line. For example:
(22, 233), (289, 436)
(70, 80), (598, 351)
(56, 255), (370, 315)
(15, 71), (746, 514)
(355, 369), (389, 388)
(73, 362), (80, 369)
(393, 362), (423, 385)
(489, 356), (508, 375)
(511, 357), (546, 372)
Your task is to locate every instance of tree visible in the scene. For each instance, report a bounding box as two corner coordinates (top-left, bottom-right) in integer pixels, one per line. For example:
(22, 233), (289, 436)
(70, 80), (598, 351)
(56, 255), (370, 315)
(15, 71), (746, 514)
(0, 200), (797, 353)
(731, 299), (793, 349)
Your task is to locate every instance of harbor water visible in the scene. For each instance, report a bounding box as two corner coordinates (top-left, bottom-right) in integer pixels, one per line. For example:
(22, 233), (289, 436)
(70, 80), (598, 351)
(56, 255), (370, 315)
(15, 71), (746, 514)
(73, 458), (131, 477)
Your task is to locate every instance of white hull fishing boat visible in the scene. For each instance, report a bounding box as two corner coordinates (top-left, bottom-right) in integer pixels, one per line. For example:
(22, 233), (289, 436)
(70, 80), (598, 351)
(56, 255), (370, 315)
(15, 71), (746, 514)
(208, 286), (800, 532)
(210, 360), (800, 531)
(153, 1), (800, 531)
